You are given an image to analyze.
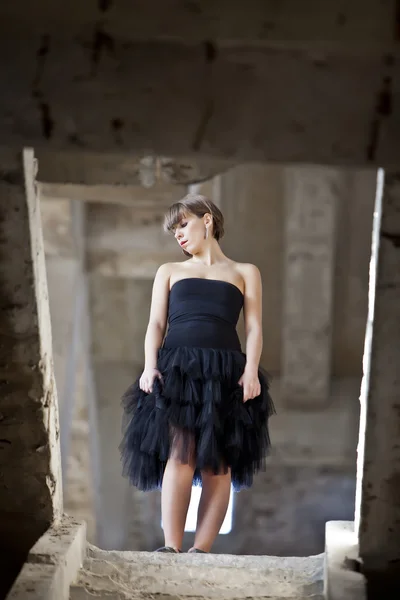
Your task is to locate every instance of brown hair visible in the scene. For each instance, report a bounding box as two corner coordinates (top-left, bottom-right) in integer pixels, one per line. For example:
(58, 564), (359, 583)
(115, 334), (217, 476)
(163, 194), (225, 244)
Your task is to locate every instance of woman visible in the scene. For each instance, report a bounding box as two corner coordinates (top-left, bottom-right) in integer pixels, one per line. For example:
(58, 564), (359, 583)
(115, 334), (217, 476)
(120, 193), (274, 554)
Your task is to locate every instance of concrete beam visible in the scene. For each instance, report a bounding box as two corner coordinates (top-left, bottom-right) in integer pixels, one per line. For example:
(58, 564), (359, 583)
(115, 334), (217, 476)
(0, 33), (399, 167)
(0, 149), (62, 587)
(40, 191), (183, 270)
(35, 153), (234, 187)
(39, 182), (186, 206)
(357, 171), (400, 592)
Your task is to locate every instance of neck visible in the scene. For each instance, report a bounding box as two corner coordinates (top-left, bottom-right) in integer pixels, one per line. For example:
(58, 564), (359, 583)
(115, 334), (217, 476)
(190, 239), (226, 266)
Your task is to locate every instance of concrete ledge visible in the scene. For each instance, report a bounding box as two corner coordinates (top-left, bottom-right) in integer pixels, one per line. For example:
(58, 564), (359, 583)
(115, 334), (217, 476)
(71, 545), (324, 599)
(324, 521), (366, 600)
(7, 514), (86, 600)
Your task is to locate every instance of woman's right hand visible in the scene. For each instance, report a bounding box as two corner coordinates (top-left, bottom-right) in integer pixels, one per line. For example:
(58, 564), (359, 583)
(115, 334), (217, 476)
(139, 368), (163, 394)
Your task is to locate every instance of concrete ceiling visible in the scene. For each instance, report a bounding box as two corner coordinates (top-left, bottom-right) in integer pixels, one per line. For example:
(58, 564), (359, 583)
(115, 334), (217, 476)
(0, 0), (399, 172)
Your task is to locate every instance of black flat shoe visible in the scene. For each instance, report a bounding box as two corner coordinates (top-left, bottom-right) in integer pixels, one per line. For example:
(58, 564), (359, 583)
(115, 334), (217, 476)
(187, 548), (207, 553)
(155, 546), (181, 553)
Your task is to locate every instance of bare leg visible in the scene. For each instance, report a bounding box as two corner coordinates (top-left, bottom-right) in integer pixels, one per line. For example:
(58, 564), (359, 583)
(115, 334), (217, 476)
(161, 431), (195, 552)
(188, 468), (231, 553)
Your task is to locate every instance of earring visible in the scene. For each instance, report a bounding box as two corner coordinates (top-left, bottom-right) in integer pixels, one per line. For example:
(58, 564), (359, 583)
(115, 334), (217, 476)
(204, 227), (208, 240)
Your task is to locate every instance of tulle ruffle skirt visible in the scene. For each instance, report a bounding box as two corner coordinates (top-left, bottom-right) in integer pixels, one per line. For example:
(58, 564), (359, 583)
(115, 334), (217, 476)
(120, 346), (275, 491)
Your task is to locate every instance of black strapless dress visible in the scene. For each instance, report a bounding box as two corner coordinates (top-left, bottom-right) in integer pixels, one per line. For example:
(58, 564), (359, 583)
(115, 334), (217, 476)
(120, 278), (275, 491)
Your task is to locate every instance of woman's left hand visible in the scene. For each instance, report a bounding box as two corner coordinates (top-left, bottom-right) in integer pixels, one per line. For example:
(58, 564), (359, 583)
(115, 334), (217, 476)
(238, 367), (261, 402)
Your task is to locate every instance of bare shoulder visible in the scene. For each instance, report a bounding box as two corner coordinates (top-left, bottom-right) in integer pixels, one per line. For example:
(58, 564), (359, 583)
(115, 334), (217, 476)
(153, 263), (174, 288)
(155, 262), (173, 278)
(233, 263), (261, 296)
(235, 262), (261, 283)
(156, 261), (185, 275)
(155, 260), (191, 284)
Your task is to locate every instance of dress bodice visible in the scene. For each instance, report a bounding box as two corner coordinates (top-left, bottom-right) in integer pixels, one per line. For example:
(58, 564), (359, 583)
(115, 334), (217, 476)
(163, 278), (244, 351)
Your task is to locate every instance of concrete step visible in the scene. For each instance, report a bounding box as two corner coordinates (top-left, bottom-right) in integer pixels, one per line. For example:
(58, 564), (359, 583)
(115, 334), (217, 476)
(70, 545), (324, 600)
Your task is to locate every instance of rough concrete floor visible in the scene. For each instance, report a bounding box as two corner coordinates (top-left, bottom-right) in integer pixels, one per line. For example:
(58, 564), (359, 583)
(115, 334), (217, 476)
(70, 544), (324, 599)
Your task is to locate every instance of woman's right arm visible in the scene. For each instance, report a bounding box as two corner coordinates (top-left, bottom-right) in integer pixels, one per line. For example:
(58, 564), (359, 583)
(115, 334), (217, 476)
(140, 263), (171, 392)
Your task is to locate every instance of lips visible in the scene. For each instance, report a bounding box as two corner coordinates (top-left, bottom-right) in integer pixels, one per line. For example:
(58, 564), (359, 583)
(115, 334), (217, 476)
(180, 240), (188, 247)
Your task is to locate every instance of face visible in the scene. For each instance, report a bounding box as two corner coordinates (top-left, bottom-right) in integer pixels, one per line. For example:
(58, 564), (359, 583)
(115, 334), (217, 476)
(172, 212), (210, 254)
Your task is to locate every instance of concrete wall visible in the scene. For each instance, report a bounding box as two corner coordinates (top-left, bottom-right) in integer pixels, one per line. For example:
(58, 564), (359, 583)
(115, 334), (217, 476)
(0, 149), (63, 597)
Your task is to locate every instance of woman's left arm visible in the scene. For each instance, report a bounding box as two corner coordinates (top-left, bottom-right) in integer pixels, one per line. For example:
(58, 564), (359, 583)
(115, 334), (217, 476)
(238, 264), (263, 402)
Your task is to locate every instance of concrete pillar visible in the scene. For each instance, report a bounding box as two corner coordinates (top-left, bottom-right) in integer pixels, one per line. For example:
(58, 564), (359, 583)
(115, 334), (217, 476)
(218, 164), (284, 373)
(0, 149), (62, 587)
(64, 202), (102, 545)
(41, 196), (100, 543)
(78, 247), (103, 545)
(357, 171), (400, 591)
(42, 200), (83, 482)
(281, 166), (340, 407)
